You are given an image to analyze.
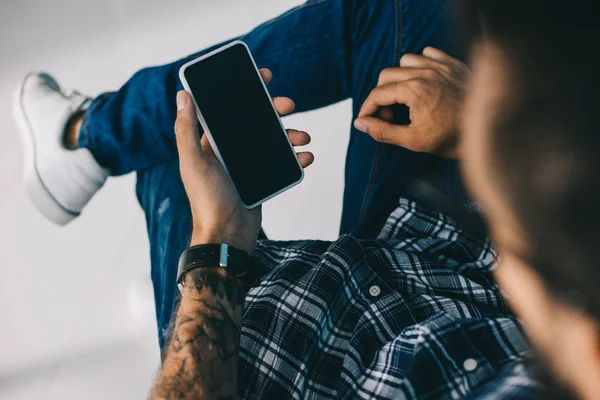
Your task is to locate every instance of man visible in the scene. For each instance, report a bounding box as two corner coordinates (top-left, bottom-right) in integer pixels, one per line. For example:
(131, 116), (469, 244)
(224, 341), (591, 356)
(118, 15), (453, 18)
(457, 1), (600, 399)
(14, 0), (539, 398)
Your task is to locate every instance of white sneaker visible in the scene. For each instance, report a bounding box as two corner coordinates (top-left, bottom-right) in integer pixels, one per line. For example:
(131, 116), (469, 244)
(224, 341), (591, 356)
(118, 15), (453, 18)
(13, 72), (109, 225)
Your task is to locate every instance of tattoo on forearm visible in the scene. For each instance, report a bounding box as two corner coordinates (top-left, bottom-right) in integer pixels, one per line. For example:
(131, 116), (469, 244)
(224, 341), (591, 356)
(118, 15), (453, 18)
(151, 269), (245, 400)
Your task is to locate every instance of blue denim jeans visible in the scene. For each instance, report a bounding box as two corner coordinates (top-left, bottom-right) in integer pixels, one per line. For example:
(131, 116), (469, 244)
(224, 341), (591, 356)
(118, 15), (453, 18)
(80, 0), (467, 346)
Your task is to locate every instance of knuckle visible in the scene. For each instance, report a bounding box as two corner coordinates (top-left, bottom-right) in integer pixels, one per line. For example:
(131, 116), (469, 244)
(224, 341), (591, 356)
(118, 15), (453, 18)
(174, 117), (188, 136)
(365, 124), (379, 140)
(372, 130), (384, 143)
(406, 78), (424, 91)
(370, 126), (389, 143)
(400, 54), (415, 66)
(378, 68), (394, 84)
(379, 68), (394, 78)
(359, 98), (373, 113)
(421, 68), (438, 80)
(372, 84), (386, 94)
(174, 119), (182, 134)
(368, 87), (384, 101)
(440, 64), (453, 75)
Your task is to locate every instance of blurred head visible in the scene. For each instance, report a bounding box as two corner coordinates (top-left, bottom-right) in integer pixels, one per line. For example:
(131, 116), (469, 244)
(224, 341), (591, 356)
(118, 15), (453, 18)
(459, 1), (600, 398)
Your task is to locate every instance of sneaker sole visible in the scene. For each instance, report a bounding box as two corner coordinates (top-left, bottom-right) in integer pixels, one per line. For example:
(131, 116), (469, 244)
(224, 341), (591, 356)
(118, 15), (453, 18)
(13, 73), (79, 226)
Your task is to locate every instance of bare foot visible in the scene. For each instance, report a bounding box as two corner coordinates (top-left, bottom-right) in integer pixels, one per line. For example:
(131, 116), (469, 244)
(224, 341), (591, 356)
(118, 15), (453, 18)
(64, 112), (84, 149)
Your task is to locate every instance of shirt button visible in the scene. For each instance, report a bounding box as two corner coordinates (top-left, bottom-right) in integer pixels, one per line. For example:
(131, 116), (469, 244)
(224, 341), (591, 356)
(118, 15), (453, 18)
(463, 358), (478, 372)
(369, 285), (381, 297)
(514, 364), (525, 374)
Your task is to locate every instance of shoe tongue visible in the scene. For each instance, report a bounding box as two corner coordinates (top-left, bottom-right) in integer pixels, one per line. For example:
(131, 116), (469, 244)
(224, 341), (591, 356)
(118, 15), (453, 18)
(63, 89), (80, 98)
(64, 90), (91, 113)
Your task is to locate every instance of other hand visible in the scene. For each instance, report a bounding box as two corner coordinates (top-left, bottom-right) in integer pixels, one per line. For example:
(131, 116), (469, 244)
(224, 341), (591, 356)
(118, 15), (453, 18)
(354, 47), (470, 159)
(174, 68), (314, 253)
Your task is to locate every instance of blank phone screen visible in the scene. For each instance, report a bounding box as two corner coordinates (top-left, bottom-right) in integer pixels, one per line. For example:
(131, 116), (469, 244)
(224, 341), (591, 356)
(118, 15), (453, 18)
(183, 42), (303, 207)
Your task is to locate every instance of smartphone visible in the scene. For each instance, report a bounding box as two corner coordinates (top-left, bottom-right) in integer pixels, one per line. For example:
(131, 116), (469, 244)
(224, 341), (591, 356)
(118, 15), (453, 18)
(178, 41), (304, 209)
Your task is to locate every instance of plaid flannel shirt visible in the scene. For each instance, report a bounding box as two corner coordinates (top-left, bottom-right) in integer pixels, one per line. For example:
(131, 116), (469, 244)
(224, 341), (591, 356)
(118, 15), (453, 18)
(238, 198), (543, 399)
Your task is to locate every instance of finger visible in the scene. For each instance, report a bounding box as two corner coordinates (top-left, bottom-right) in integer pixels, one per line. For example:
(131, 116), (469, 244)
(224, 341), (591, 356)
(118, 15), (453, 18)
(259, 68), (273, 86)
(200, 133), (216, 157)
(273, 97), (296, 116)
(423, 46), (471, 74)
(287, 129), (311, 146)
(296, 151), (315, 168)
(358, 82), (417, 118)
(175, 91), (205, 164)
(354, 116), (413, 147)
(399, 53), (444, 70)
(401, 52), (463, 82)
(377, 67), (435, 86)
(422, 46), (454, 63)
(378, 106), (394, 122)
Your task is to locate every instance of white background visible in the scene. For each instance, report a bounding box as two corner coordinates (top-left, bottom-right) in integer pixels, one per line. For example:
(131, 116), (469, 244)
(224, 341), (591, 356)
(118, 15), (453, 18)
(0, 0), (351, 398)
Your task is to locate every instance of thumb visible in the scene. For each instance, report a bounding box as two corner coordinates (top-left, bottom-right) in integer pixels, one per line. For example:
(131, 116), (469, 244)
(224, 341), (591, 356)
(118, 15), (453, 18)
(174, 90), (206, 166)
(200, 134), (216, 157)
(354, 116), (411, 145)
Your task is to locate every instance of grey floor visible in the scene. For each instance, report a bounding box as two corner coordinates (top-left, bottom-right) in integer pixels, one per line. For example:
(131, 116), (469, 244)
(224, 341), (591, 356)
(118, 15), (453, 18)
(0, 0), (350, 398)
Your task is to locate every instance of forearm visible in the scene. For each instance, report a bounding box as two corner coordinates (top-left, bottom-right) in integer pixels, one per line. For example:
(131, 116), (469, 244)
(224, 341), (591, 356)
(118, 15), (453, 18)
(150, 268), (246, 400)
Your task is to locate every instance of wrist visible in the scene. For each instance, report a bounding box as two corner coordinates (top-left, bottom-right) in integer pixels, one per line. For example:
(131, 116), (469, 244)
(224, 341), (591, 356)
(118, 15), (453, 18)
(180, 268), (246, 309)
(191, 230), (256, 253)
(183, 267), (243, 291)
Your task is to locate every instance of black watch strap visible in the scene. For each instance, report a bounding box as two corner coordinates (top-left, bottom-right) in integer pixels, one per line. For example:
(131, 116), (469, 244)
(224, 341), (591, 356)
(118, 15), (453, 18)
(176, 244), (257, 292)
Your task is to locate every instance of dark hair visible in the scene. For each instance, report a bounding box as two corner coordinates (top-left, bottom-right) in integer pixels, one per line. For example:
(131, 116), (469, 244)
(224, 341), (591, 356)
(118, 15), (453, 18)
(462, 0), (600, 320)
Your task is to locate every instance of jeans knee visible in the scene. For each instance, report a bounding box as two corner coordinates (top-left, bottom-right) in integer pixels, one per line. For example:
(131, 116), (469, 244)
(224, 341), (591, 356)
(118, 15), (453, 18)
(135, 161), (187, 214)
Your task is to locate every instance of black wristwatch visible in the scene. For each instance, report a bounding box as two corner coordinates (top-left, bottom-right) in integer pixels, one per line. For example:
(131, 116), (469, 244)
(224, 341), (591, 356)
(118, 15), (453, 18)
(176, 243), (257, 293)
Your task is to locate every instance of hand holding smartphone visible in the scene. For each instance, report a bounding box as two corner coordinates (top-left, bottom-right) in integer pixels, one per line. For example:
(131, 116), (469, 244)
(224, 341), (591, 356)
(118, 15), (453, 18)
(179, 41), (305, 209)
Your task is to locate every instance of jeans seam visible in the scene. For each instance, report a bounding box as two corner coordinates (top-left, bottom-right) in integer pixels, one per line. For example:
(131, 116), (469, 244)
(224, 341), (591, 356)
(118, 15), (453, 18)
(357, 144), (382, 225)
(357, 0), (403, 227)
(394, 0), (404, 65)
